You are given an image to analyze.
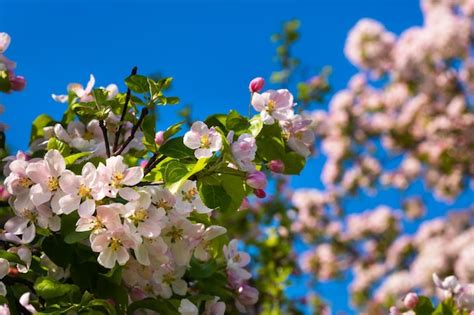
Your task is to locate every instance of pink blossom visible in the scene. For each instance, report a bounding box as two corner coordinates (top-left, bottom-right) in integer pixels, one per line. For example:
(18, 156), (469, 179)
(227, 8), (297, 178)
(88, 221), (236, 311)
(0, 33), (10, 53)
(249, 77), (265, 93)
(268, 160), (285, 173)
(246, 171), (267, 190)
(251, 89), (294, 124)
(183, 121), (222, 159)
(96, 156), (143, 198)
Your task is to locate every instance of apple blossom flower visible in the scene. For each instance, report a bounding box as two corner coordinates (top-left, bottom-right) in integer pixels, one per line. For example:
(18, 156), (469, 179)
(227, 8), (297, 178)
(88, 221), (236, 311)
(251, 89), (295, 124)
(0, 258), (9, 296)
(8, 246), (32, 273)
(0, 304), (10, 315)
(183, 121), (222, 159)
(246, 171), (267, 190)
(19, 292), (37, 314)
(76, 203), (123, 233)
(178, 298), (198, 315)
(134, 236), (169, 266)
(53, 121), (102, 152)
(0, 33), (10, 53)
(224, 239), (251, 283)
(204, 297), (226, 315)
(96, 156), (143, 198)
(162, 216), (201, 266)
(249, 77), (265, 93)
(193, 225), (227, 261)
(91, 223), (138, 268)
(230, 133), (257, 172)
(25, 150), (66, 208)
(235, 284), (259, 313)
(268, 159), (285, 173)
(155, 131), (165, 146)
(281, 115), (315, 157)
(59, 162), (103, 217)
(175, 180), (211, 214)
(404, 292), (419, 309)
(153, 264), (188, 298)
(122, 190), (166, 238)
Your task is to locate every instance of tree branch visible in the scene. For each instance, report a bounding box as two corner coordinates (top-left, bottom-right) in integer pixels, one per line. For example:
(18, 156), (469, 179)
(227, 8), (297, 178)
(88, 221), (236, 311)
(99, 120), (111, 158)
(113, 107), (149, 156)
(113, 66), (138, 152)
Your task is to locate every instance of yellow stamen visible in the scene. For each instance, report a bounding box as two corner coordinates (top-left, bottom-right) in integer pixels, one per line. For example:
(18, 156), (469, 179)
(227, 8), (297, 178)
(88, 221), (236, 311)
(78, 184), (92, 198)
(19, 177), (33, 188)
(165, 226), (184, 243)
(47, 177), (59, 192)
(112, 172), (125, 188)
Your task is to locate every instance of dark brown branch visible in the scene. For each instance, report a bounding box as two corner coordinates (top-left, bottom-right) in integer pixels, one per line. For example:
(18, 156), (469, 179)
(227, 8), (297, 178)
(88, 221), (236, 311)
(114, 107), (149, 156)
(113, 66), (138, 152)
(99, 120), (111, 158)
(144, 154), (166, 176)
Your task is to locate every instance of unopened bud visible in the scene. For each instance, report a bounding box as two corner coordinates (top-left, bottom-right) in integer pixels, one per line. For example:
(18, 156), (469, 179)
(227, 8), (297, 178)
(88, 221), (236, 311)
(249, 77), (265, 93)
(268, 160), (285, 173)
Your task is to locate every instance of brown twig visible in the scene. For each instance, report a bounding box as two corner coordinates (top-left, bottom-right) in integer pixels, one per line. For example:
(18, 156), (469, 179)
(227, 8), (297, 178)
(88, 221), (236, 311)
(113, 107), (149, 155)
(99, 120), (111, 158)
(113, 66), (138, 152)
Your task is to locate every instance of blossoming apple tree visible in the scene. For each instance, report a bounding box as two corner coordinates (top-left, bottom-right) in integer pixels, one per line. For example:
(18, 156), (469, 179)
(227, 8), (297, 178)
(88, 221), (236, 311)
(0, 31), (313, 314)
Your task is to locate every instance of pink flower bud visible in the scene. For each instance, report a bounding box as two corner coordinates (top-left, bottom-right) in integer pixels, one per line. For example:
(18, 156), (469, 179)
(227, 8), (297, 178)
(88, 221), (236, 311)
(268, 160), (285, 173)
(140, 160), (148, 168)
(249, 77), (265, 93)
(403, 292), (419, 309)
(246, 171), (267, 189)
(10, 75), (26, 91)
(470, 311), (474, 315)
(254, 189), (266, 198)
(389, 306), (401, 315)
(155, 131), (165, 146)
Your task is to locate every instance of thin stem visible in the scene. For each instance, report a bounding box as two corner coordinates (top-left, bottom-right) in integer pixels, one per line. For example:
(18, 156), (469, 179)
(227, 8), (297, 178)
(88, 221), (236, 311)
(134, 181), (164, 187)
(144, 155), (167, 176)
(114, 107), (149, 155)
(99, 120), (111, 158)
(113, 66), (138, 152)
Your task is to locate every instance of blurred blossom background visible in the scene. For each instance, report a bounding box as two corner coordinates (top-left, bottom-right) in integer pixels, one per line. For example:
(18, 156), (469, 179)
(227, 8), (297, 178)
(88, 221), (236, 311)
(2, 0), (474, 314)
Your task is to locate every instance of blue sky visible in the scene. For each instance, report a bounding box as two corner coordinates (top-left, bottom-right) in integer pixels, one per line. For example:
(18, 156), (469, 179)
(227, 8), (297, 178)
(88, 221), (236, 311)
(2, 0), (464, 313)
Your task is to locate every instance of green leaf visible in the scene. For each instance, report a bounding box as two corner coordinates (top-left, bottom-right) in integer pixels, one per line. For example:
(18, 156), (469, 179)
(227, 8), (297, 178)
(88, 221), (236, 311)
(87, 299), (117, 315)
(165, 96), (180, 105)
(30, 114), (54, 144)
(188, 258), (218, 279)
(249, 115), (264, 137)
(197, 182), (231, 211)
(205, 114), (227, 131)
(34, 277), (79, 300)
(163, 121), (184, 140)
(141, 113), (157, 152)
(158, 137), (195, 159)
(414, 296), (435, 315)
(161, 160), (189, 185)
(220, 173), (247, 212)
(42, 235), (74, 268)
(281, 151), (306, 175)
(125, 74), (149, 93)
(47, 137), (71, 156)
(226, 110), (249, 134)
(127, 298), (178, 315)
(64, 152), (92, 165)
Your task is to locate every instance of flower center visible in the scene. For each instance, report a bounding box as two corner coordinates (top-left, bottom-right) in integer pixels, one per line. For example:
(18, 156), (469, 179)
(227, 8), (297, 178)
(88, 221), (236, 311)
(200, 134), (211, 148)
(182, 188), (198, 203)
(131, 208), (148, 225)
(109, 237), (122, 251)
(112, 172), (125, 188)
(21, 209), (37, 222)
(162, 272), (175, 284)
(78, 184), (92, 198)
(47, 177), (59, 191)
(166, 226), (184, 243)
(153, 199), (173, 212)
(267, 99), (276, 112)
(83, 131), (94, 141)
(92, 218), (105, 231)
(19, 177), (33, 188)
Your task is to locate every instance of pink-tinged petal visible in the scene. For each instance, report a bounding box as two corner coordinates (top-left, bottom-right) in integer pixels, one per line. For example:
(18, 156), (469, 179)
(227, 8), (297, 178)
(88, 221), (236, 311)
(122, 167), (143, 186)
(59, 171), (80, 194)
(119, 187), (139, 201)
(26, 161), (49, 185)
(98, 248), (117, 269)
(116, 247), (130, 265)
(21, 224), (36, 244)
(183, 132), (201, 149)
(9, 160), (28, 176)
(190, 121), (208, 134)
(106, 84), (119, 99)
(67, 121), (86, 136)
(97, 204), (122, 230)
(138, 222), (161, 238)
(194, 148), (212, 159)
(78, 199), (96, 217)
(260, 111), (275, 125)
(50, 192), (64, 214)
(91, 233), (109, 252)
(76, 217), (95, 232)
(48, 216), (61, 232)
(251, 92), (266, 112)
(4, 216), (28, 234)
(68, 83), (85, 97)
(84, 74), (95, 95)
(0, 33), (11, 53)
(203, 226), (227, 241)
(54, 124), (71, 143)
(135, 244), (150, 266)
(19, 292), (36, 313)
(0, 258), (9, 278)
(45, 150), (65, 176)
(51, 94), (68, 103)
(81, 163), (97, 182)
(171, 240), (192, 266)
(106, 156), (126, 174)
(58, 194), (81, 214)
(172, 279), (188, 296)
